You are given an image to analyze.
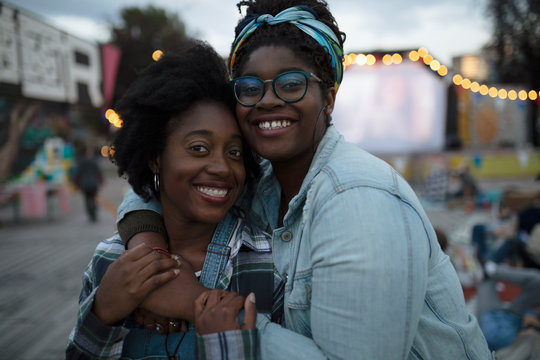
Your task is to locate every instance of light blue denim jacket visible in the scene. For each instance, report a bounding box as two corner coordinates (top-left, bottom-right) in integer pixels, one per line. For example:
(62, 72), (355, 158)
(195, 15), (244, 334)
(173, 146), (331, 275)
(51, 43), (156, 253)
(118, 126), (492, 359)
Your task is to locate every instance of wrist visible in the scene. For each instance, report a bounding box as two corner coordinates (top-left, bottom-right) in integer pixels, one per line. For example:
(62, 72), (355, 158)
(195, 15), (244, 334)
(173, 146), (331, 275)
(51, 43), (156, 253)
(184, 284), (208, 323)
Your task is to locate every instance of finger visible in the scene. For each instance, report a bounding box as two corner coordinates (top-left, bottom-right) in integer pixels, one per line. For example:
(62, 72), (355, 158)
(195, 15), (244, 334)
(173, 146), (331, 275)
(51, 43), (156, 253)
(137, 266), (180, 297)
(121, 243), (154, 262)
(138, 257), (179, 282)
(204, 289), (229, 309)
(194, 291), (211, 318)
(242, 293), (257, 329)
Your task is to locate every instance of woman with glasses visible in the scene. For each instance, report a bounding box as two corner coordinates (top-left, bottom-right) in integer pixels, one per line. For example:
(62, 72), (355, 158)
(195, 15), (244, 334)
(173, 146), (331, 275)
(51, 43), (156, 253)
(117, 0), (492, 358)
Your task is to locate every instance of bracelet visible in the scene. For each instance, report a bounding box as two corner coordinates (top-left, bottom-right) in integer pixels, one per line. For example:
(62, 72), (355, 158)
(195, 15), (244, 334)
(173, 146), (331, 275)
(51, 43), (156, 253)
(153, 247), (171, 257)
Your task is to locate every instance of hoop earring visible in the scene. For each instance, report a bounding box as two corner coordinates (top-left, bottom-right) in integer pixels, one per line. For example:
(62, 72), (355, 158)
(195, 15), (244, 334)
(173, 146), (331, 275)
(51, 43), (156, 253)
(154, 173), (160, 192)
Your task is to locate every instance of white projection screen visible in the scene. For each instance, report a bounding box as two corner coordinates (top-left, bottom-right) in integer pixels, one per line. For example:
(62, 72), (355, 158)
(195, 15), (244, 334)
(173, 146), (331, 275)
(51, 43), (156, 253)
(332, 61), (447, 155)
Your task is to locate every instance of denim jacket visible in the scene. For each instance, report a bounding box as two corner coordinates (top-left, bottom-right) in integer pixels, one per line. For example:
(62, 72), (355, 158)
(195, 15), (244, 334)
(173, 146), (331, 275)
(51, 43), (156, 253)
(118, 126), (492, 359)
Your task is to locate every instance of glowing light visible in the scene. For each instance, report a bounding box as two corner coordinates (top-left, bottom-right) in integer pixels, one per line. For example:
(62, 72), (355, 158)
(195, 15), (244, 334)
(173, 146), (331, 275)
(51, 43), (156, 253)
(356, 54), (367, 66)
(453, 74), (463, 85)
(366, 54), (376, 65)
(470, 82), (480, 92)
(518, 90), (528, 101)
(392, 53), (402, 64)
(100, 146), (110, 158)
(423, 54), (434, 65)
(417, 47), (428, 58)
(488, 87), (498, 98)
(409, 51), (419, 61)
(529, 90), (538, 101)
(382, 54), (392, 65)
(498, 89), (508, 99)
(429, 60), (440, 71)
(508, 90), (518, 100)
(479, 85), (489, 95)
(152, 50), (163, 61)
(461, 78), (471, 89)
(105, 109), (114, 119)
(437, 65), (448, 76)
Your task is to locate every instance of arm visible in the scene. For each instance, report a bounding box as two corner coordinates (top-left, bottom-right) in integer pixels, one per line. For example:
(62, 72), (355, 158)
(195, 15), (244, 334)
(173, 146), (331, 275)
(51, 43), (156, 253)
(67, 241), (180, 358)
(67, 239), (127, 359)
(116, 190), (209, 321)
(258, 188), (429, 359)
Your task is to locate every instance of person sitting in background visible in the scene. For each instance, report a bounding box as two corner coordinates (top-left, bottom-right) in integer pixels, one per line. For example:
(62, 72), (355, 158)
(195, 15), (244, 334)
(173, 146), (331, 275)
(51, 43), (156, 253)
(475, 262), (540, 352)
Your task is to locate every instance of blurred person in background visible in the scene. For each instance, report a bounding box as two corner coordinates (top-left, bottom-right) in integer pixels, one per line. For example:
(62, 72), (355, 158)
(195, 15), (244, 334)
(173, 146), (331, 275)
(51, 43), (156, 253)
(73, 146), (103, 222)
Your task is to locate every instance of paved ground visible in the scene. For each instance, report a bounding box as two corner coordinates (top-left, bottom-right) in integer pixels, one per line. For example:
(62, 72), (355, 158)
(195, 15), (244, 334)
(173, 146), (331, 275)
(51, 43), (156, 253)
(0, 157), (537, 359)
(0, 159), (129, 359)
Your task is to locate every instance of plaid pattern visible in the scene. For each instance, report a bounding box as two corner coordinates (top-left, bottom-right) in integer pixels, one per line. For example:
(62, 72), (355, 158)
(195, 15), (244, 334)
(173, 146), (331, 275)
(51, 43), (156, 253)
(66, 218), (283, 359)
(196, 329), (258, 360)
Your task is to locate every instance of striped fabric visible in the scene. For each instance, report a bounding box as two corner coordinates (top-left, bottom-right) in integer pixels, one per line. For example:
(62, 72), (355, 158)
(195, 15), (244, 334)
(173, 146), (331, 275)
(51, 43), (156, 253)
(66, 217), (284, 359)
(229, 5), (344, 91)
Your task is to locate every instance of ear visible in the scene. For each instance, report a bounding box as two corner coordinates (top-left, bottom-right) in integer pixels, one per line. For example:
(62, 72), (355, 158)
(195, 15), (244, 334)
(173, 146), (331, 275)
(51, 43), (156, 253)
(148, 156), (160, 174)
(324, 87), (337, 115)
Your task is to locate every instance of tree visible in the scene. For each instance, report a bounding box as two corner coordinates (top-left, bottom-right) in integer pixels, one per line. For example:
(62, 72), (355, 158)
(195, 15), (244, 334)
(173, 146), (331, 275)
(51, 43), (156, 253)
(110, 6), (190, 104)
(486, 0), (540, 146)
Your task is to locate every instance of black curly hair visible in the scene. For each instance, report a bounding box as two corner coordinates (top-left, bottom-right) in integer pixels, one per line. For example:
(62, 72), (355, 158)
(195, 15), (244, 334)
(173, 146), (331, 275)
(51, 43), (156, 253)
(229, 0), (346, 91)
(111, 40), (259, 201)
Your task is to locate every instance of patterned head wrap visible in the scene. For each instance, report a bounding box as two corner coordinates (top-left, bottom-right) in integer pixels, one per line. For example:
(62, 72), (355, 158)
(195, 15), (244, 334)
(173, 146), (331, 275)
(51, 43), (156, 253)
(229, 5), (344, 91)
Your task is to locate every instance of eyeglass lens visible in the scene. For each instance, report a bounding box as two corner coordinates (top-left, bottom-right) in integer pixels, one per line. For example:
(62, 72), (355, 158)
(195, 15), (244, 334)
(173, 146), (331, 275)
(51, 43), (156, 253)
(234, 72), (308, 106)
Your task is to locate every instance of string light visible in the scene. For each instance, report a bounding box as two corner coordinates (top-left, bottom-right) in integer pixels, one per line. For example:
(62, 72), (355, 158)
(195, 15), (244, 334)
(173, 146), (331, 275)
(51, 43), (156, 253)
(342, 47), (540, 102)
(104, 108), (123, 128)
(152, 50), (163, 61)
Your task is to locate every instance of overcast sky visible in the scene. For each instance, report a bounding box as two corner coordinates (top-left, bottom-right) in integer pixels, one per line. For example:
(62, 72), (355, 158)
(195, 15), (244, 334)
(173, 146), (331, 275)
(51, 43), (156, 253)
(8, 0), (492, 65)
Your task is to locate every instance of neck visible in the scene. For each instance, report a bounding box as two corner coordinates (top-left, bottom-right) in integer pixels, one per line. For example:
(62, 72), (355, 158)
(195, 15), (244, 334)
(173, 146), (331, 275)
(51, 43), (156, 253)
(163, 213), (217, 269)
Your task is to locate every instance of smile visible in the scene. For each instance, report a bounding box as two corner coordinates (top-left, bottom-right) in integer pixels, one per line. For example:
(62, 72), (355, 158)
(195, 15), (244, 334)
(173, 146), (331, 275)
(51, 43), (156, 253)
(196, 186), (229, 198)
(258, 120), (292, 130)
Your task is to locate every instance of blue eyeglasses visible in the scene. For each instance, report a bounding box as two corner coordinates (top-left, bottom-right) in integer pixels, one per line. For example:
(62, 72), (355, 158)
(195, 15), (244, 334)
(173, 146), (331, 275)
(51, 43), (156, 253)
(230, 70), (322, 107)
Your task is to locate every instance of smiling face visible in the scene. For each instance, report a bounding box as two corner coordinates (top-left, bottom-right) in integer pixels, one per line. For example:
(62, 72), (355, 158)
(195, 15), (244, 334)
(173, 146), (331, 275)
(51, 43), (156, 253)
(235, 45), (336, 168)
(151, 101), (245, 225)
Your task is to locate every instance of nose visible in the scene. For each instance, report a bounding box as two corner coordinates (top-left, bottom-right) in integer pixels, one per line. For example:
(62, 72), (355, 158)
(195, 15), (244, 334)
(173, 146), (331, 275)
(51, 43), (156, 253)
(256, 81), (283, 108)
(205, 152), (231, 177)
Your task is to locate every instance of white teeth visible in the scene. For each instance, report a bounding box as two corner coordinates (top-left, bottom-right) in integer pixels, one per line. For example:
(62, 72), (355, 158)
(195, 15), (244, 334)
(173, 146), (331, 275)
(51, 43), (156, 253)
(258, 120), (291, 130)
(197, 186), (228, 198)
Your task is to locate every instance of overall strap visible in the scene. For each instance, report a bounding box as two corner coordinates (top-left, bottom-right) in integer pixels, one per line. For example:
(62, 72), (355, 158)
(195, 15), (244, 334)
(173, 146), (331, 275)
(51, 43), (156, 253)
(199, 212), (240, 288)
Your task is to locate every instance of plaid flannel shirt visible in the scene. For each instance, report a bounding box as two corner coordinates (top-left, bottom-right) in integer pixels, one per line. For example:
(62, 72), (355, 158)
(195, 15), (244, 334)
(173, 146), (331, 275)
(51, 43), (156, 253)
(66, 217), (284, 359)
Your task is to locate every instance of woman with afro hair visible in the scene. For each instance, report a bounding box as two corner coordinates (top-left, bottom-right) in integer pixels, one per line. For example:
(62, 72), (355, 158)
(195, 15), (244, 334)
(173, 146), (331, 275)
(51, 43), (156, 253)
(118, 0), (493, 358)
(66, 40), (284, 359)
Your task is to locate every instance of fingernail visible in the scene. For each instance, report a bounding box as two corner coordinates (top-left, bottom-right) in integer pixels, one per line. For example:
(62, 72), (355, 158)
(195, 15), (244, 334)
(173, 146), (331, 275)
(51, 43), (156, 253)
(173, 269), (180, 276)
(172, 255), (181, 267)
(248, 292), (256, 304)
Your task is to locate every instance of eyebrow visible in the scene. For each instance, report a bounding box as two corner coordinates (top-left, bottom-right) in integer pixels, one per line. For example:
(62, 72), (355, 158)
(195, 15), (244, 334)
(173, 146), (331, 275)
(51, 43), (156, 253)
(185, 129), (243, 141)
(241, 67), (304, 78)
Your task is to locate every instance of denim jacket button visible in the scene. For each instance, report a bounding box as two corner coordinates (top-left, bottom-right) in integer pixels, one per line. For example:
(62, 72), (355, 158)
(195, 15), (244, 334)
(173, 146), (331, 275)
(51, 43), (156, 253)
(281, 231), (292, 242)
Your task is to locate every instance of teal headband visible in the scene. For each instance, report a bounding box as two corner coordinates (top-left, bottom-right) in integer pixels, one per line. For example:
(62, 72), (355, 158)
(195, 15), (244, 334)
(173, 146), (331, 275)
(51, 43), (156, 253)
(229, 6), (344, 91)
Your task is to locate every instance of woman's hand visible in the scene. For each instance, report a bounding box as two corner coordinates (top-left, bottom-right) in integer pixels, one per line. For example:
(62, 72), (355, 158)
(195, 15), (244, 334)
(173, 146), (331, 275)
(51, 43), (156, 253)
(194, 290), (257, 335)
(139, 253), (206, 322)
(92, 243), (180, 326)
(134, 308), (187, 334)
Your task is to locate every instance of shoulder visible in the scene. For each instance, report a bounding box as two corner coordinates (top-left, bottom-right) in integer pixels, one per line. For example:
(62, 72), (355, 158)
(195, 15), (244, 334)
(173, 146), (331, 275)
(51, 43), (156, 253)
(91, 234), (125, 265)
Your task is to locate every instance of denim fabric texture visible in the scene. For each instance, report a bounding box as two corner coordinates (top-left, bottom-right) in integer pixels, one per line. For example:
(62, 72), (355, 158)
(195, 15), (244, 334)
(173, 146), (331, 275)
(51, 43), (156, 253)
(118, 126), (493, 359)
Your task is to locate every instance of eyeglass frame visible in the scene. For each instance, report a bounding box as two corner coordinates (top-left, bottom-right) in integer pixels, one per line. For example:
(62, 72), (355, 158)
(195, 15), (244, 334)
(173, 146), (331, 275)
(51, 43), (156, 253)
(230, 70), (323, 107)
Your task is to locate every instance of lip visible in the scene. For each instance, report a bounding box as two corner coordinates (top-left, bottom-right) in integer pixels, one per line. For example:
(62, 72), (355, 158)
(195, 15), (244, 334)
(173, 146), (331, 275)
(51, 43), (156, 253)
(193, 181), (234, 205)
